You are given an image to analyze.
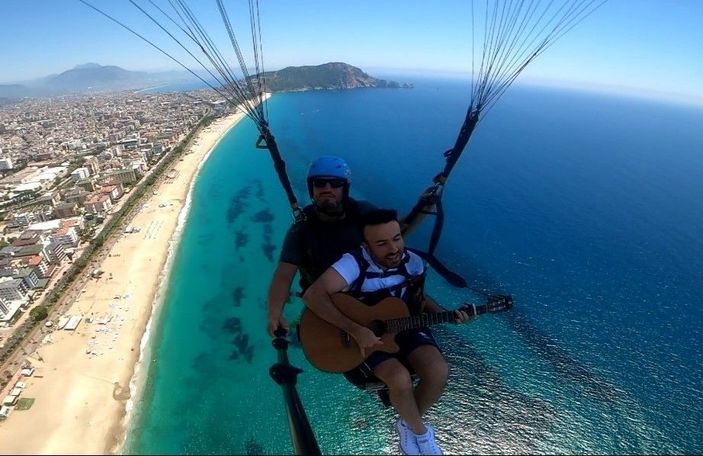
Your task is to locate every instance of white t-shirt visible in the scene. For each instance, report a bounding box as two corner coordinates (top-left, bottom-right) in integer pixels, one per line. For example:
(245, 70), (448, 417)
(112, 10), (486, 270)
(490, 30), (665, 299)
(332, 247), (425, 295)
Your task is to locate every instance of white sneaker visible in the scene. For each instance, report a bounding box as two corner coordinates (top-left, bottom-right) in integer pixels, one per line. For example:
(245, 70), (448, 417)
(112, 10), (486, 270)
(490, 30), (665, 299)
(396, 419), (420, 455)
(416, 424), (443, 455)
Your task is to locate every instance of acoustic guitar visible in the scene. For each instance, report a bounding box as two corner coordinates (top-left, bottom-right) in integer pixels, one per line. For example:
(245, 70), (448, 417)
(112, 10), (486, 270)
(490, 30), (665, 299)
(299, 293), (512, 373)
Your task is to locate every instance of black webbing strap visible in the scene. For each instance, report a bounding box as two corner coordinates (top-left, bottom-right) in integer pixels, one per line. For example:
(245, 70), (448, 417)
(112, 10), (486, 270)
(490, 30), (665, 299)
(403, 108), (482, 289)
(256, 122), (304, 223)
(436, 107), (480, 184)
(407, 247), (466, 288)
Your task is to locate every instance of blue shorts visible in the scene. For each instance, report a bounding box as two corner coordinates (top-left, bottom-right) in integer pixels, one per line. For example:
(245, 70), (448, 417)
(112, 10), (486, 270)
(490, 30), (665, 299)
(345, 327), (439, 383)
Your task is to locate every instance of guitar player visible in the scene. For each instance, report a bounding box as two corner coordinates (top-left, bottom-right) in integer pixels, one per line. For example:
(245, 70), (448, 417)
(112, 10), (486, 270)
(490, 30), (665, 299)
(303, 208), (470, 456)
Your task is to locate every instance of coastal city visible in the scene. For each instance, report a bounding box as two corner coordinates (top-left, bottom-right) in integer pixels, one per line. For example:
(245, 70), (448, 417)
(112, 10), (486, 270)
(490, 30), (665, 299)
(0, 88), (230, 433)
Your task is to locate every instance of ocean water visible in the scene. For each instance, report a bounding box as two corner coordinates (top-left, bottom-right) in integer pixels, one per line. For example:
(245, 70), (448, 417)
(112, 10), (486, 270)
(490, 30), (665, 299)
(125, 78), (703, 454)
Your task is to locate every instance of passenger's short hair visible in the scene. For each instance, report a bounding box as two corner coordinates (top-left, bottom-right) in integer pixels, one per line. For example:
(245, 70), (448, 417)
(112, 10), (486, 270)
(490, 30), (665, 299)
(360, 208), (399, 231)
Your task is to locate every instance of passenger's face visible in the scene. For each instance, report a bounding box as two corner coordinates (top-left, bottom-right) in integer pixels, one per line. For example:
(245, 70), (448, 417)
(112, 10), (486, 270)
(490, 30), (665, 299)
(312, 177), (345, 213)
(363, 221), (405, 268)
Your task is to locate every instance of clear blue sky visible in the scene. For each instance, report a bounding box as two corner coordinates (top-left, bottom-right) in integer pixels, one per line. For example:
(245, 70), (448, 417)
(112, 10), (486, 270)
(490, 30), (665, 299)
(1, 0), (702, 102)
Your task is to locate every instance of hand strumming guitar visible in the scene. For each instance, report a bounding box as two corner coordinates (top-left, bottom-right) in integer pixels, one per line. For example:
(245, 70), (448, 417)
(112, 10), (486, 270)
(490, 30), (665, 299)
(351, 326), (383, 357)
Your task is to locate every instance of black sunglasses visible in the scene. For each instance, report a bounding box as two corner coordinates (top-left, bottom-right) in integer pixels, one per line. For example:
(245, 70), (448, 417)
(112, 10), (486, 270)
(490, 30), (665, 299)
(312, 178), (345, 189)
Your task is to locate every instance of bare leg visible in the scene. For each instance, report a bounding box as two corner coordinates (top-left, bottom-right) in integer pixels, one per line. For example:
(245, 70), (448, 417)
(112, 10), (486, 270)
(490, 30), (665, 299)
(373, 358), (427, 435)
(407, 345), (449, 416)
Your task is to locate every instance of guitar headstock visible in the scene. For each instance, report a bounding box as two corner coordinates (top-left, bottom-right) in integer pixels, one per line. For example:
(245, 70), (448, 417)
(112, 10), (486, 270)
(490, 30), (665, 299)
(486, 294), (513, 313)
(459, 294), (513, 316)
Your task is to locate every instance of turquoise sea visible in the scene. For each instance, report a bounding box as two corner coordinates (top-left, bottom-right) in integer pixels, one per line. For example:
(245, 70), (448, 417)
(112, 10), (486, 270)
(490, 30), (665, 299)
(125, 78), (703, 454)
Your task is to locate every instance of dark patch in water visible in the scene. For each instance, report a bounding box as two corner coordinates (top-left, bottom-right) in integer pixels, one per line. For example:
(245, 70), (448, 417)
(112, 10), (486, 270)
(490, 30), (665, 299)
(251, 209), (274, 223)
(506, 311), (621, 402)
(259, 221), (275, 262)
(243, 345), (254, 363)
(191, 352), (217, 372)
(222, 317), (242, 334)
(254, 179), (265, 201)
(235, 231), (248, 250)
(245, 436), (264, 455)
(227, 186), (251, 224)
(197, 233), (212, 246)
(234, 333), (249, 349)
(262, 240), (276, 262)
(230, 332), (254, 364)
(449, 257), (619, 403)
(438, 330), (556, 452)
(232, 287), (244, 307)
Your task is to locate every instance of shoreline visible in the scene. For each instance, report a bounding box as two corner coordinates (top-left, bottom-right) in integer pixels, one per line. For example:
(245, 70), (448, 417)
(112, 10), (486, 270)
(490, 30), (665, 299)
(0, 109), (248, 455)
(117, 115), (235, 453)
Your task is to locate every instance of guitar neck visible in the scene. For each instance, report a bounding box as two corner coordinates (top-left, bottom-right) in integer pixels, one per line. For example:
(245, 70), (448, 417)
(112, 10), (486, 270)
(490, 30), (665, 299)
(387, 301), (494, 333)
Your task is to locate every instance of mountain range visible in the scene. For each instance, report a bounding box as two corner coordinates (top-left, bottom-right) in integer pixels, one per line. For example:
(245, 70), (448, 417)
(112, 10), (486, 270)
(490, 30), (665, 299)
(0, 63), (197, 100)
(0, 62), (409, 102)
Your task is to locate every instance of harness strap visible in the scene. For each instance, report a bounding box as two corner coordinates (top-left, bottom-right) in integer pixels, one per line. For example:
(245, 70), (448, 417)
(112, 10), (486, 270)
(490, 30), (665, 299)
(401, 110), (483, 289)
(346, 249), (419, 305)
(406, 247), (467, 288)
(256, 122), (304, 222)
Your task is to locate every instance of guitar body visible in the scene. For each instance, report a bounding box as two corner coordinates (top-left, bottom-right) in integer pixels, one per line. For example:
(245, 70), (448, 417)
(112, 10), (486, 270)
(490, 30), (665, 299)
(299, 294), (411, 373)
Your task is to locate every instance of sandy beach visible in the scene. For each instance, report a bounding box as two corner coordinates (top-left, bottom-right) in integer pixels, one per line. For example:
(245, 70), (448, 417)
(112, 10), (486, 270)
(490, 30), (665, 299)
(0, 110), (247, 454)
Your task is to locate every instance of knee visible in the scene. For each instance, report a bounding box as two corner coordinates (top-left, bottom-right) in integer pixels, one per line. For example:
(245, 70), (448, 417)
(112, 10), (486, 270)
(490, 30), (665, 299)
(435, 358), (449, 384)
(418, 357), (449, 386)
(380, 368), (414, 394)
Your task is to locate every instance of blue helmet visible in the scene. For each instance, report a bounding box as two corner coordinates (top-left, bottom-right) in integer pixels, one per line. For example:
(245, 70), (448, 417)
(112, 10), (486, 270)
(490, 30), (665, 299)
(307, 155), (352, 183)
(306, 155), (352, 199)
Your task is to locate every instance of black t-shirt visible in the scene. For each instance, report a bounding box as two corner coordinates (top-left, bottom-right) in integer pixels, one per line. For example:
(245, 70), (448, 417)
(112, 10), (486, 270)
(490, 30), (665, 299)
(279, 198), (376, 291)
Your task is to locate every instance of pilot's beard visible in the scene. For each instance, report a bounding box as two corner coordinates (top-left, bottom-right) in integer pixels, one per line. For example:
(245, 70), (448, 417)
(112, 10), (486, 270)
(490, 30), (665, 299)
(315, 199), (344, 215)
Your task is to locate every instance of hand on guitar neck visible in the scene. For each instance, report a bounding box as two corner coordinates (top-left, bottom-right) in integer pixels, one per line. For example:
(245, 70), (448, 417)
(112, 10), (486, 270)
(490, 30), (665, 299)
(423, 293), (471, 324)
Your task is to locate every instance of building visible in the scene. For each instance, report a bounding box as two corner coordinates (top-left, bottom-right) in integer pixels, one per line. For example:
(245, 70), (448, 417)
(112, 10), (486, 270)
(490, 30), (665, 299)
(11, 231), (43, 247)
(71, 167), (90, 181)
(0, 295), (24, 322)
(103, 168), (138, 186)
(99, 184), (124, 202)
(16, 267), (40, 289)
(83, 155), (100, 175)
(7, 212), (36, 229)
(0, 277), (29, 301)
(16, 254), (50, 278)
(26, 218), (81, 249)
(0, 297), (9, 315)
(83, 194), (113, 214)
(41, 241), (66, 265)
(52, 201), (78, 219)
(6, 208), (53, 229)
(37, 192), (59, 206)
(49, 221), (80, 248)
(118, 137), (140, 150)
(0, 157), (13, 170)
(62, 188), (90, 205)
(76, 178), (95, 192)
